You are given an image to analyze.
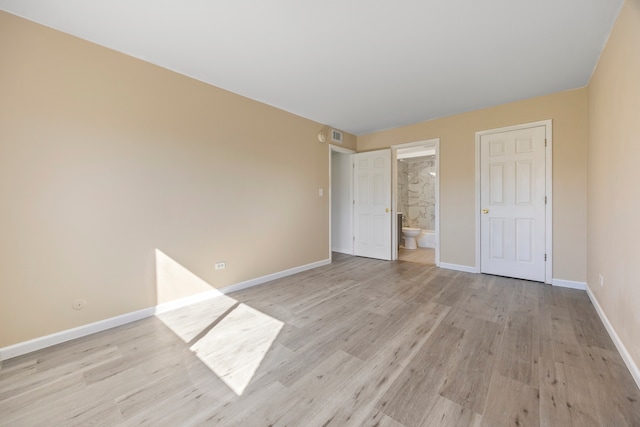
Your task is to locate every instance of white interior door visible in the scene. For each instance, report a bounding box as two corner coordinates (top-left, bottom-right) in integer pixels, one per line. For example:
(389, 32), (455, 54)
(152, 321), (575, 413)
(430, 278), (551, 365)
(354, 149), (392, 260)
(480, 125), (546, 281)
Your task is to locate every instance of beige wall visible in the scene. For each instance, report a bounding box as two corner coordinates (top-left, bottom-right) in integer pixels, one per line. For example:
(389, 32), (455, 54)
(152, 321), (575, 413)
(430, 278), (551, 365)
(0, 12), (355, 347)
(588, 0), (640, 373)
(358, 89), (588, 281)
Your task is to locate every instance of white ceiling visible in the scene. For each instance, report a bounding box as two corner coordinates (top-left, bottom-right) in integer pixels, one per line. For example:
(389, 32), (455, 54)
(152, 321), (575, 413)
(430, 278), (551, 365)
(0, 1), (624, 135)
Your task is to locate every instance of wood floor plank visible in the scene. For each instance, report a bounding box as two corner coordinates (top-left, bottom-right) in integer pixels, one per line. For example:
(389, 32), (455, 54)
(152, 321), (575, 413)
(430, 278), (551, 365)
(0, 343), (120, 402)
(495, 311), (540, 387)
(361, 409), (407, 427)
(583, 346), (640, 426)
(298, 302), (450, 427)
(438, 310), (501, 414)
(455, 282), (511, 324)
(1, 253), (638, 427)
(377, 323), (466, 426)
(119, 372), (236, 427)
(154, 293), (238, 342)
(238, 350), (363, 426)
(409, 269), (450, 304)
(343, 301), (425, 361)
(418, 395), (483, 427)
(398, 247), (435, 265)
(0, 371), (86, 425)
(542, 284), (568, 309)
(538, 303), (575, 344)
(281, 279), (360, 315)
(199, 381), (287, 427)
(508, 281), (544, 315)
(188, 302), (284, 395)
(567, 298), (616, 351)
(539, 338), (585, 369)
(367, 292), (415, 316)
(0, 358), (37, 383)
(280, 303), (363, 352)
(16, 399), (122, 427)
(481, 373), (540, 427)
(539, 357), (600, 427)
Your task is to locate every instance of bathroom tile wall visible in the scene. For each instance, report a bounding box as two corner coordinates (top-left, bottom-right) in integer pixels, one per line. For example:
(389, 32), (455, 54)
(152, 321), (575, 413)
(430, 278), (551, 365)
(397, 156), (436, 230)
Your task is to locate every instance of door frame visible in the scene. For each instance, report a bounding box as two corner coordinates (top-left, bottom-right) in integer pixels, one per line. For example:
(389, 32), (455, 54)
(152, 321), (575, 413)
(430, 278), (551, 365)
(329, 144), (355, 259)
(391, 138), (440, 264)
(474, 120), (553, 283)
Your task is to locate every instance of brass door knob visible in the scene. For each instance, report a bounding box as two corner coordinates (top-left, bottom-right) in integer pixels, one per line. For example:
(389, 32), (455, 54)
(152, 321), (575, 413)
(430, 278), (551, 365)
(385, 208), (390, 213)
(482, 209), (489, 214)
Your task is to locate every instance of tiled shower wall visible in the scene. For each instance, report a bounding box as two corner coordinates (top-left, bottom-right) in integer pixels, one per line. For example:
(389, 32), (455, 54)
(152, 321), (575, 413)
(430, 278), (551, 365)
(397, 156), (436, 230)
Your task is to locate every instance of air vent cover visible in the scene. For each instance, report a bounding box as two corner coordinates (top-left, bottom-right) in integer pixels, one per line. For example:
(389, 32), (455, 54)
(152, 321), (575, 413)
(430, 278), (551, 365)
(331, 129), (343, 144)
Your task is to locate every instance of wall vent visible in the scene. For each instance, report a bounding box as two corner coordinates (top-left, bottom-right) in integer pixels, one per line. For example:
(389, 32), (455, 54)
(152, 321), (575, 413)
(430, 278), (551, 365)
(331, 129), (343, 144)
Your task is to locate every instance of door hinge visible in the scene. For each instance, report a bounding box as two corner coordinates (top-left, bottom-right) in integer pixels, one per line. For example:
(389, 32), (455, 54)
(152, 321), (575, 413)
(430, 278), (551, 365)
(544, 254), (547, 261)
(545, 196), (547, 204)
(545, 138), (547, 147)
(353, 236), (355, 241)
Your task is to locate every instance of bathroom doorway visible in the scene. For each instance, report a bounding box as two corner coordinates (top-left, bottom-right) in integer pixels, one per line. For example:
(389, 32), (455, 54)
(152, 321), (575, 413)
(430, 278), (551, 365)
(392, 139), (440, 266)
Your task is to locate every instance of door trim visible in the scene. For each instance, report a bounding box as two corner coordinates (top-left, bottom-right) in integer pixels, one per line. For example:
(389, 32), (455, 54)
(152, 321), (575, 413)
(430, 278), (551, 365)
(475, 120), (552, 283)
(391, 138), (440, 264)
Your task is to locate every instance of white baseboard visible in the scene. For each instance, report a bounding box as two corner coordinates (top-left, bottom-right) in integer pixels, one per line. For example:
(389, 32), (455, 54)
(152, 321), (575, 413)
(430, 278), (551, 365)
(153, 289), (224, 315)
(331, 247), (352, 255)
(0, 307), (155, 362)
(586, 284), (640, 390)
(551, 278), (587, 290)
(219, 258), (331, 294)
(439, 263), (478, 274)
(0, 258), (331, 362)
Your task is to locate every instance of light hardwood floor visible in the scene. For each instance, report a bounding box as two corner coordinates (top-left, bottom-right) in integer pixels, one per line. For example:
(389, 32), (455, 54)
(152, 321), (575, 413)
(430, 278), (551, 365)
(1, 253), (639, 426)
(398, 247), (435, 265)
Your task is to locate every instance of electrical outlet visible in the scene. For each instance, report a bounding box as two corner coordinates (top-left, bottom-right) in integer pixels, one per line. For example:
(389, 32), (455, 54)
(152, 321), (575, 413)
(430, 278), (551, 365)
(215, 262), (226, 270)
(599, 274), (604, 287)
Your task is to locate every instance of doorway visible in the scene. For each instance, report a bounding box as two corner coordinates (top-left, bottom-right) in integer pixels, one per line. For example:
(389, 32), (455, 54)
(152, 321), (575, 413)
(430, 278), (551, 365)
(330, 145), (355, 257)
(330, 145), (395, 262)
(392, 139), (440, 265)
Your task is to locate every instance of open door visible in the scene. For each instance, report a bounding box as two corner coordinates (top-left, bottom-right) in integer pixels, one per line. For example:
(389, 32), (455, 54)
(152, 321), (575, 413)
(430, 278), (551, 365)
(353, 149), (392, 260)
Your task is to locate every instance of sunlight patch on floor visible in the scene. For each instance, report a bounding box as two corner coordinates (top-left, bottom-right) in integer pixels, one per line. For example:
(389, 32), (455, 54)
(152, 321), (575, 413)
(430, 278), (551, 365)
(154, 249), (283, 395)
(190, 303), (283, 395)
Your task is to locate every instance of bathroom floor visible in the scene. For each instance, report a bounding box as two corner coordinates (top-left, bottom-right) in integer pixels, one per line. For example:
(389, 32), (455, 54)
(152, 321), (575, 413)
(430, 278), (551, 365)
(398, 247), (435, 265)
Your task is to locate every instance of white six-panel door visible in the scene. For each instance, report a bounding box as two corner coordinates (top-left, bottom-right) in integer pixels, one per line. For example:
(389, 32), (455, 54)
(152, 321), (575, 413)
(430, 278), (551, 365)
(353, 150), (392, 260)
(480, 125), (546, 281)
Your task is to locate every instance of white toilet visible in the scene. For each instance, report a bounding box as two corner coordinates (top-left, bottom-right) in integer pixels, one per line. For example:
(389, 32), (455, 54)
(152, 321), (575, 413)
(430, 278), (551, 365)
(402, 227), (422, 249)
